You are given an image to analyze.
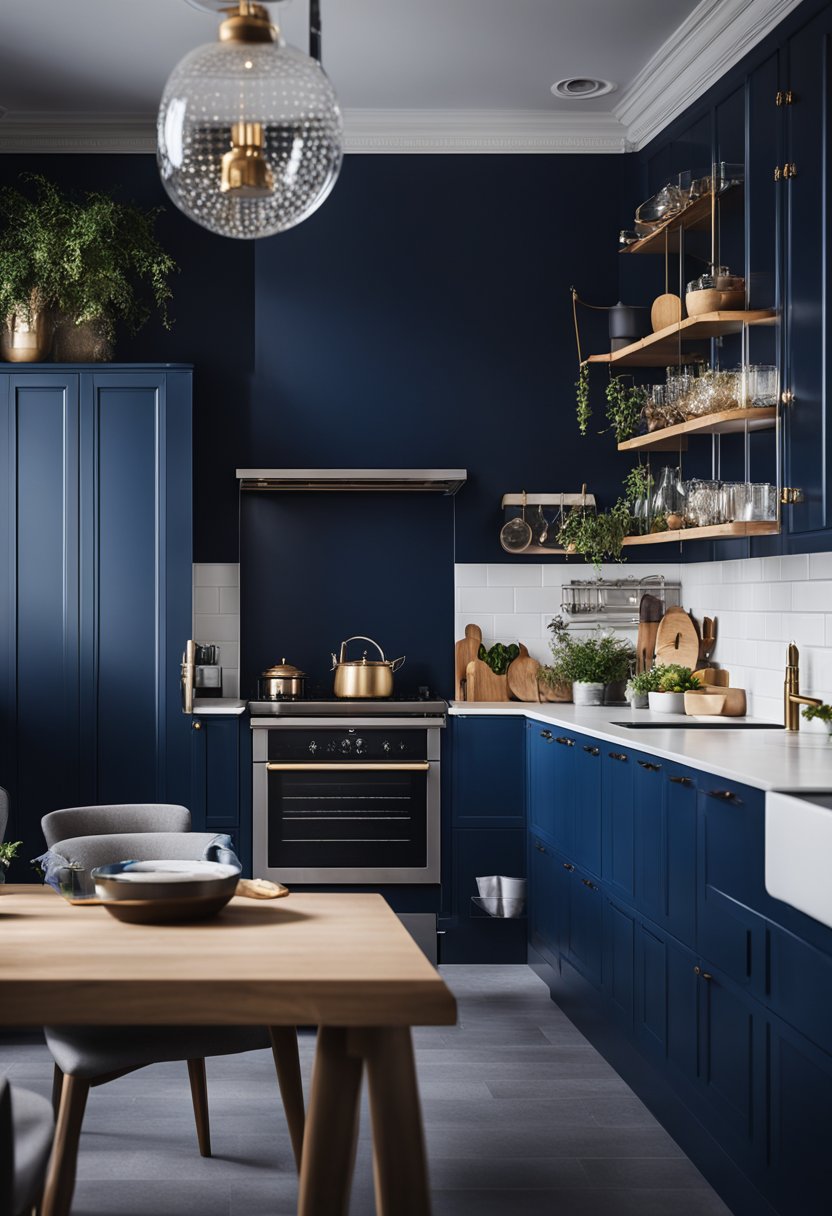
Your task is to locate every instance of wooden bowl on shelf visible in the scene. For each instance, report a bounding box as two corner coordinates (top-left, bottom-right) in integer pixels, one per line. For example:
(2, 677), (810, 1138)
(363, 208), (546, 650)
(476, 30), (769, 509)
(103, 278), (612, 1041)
(685, 289), (722, 317)
(719, 289), (746, 309)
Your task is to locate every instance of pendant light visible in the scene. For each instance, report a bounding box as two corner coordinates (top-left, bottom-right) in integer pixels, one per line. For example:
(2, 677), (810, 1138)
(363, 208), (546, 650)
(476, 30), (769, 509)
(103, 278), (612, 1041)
(157, 0), (343, 240)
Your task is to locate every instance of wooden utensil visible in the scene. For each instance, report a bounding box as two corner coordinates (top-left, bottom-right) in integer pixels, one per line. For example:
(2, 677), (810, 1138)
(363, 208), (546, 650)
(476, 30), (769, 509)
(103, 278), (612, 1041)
(699, 616), (717, 663)
(507, 646), (542, 702)
(655, 609), (700, 671)
(455, 623), (482, 700)
(465, 658), (510, 702)
(694, 667), (730, 687)
(651, 293), (683, 332)
(636, 593), (664, 672)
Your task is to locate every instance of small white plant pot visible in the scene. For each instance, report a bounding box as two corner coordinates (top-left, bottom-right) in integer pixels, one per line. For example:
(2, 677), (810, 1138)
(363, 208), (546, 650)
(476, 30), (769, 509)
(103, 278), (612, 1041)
(648, 691), (686, 714)
(573, 681), (605, 706)
(630, 691), (649, 709)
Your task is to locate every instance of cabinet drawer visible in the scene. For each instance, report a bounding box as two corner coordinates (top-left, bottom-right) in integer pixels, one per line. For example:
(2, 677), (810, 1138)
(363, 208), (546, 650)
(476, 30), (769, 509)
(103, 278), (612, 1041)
(453, 717), (525, 827)
(768, 922), (832, 1058)
(697, 886), (767, 999)
(766, 1010), (832, 1216)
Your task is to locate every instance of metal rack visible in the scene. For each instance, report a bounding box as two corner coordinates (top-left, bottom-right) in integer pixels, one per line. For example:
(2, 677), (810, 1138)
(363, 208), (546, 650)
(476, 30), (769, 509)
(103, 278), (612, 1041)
(560, 574), (681, 623)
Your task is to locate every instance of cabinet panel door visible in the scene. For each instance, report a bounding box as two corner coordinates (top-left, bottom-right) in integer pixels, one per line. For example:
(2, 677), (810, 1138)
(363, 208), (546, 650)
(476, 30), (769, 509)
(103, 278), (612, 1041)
(452, 716), (525, 827)
(768, 921), (832, 1058)
(698, 969), (760, 1163)
(567, 867), (603, 988)
(783, 19), (832, 534)
(190, 716), (241, 830)
(698, 886), (767, 999)
(526, 720), (557, 839)
(448, 827), (527, 963)
(602, 748), (635, 902)
(551, 732), (577, 856)
(80, 373), (192, 807)
(0, 374), (81, 860)
(572, 736), (602, 877)
(637, 763), (697, 947)
(604, 897), (634, 1027)
(529, 836), (567, 963)
(697, 782), (765, 911)
(767, 1012), (832, 1216)
(636, 922), (698, 1084)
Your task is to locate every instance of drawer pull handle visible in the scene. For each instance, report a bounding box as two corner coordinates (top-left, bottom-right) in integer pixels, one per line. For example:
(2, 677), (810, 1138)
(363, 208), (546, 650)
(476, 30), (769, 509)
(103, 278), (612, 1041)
(534, 841), (546, 853)
(540, 730), (553, 740)
(694, 966), (713, 981)
(266, 762), (430, 772)
(581, 877), (598, 890)
(707, 789), (741, 802)
(562, 862), (575, 872)
(637, 760), (662, 772)
(608, 752), (628, 762)
(669, 776), (692, 785)
(583, 745), (600, 756)
(555, 736), (574, 747)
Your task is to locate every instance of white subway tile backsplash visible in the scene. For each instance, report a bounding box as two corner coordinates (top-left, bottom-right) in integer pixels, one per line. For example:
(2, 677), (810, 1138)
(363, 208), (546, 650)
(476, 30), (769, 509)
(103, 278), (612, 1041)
(779, 554), (810, 582)
(492, 613), (544, 640)
(219, 585), (240, 615)
(193, 562), (239, 587)
(514, 587), (563, 614)
(795, 580), (832, 613)
(194, 613), (240, 643)
(456, 586), (515, 614)
(487, 564), (542, 587)
(810, 552), (832, 580)
(193, 585), (220, 616)
(455, 564), (488, 587)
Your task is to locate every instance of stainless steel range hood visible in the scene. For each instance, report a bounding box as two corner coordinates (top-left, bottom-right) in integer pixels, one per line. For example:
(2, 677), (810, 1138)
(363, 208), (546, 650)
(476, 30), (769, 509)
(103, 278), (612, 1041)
(236, 468), (467, 495)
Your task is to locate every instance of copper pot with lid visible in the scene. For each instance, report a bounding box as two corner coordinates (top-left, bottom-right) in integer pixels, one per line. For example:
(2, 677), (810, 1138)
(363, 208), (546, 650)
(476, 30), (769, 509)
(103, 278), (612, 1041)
(330, 636), (405, 699)
(258, 659), (307, 701)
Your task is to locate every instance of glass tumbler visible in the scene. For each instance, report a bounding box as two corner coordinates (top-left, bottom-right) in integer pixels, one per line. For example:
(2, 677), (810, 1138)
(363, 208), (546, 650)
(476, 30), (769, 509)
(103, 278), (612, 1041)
(745, 483), (778, 522)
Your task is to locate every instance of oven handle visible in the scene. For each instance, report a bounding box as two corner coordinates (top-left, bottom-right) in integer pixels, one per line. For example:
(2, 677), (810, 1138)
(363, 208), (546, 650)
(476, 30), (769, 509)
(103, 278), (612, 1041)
(265, 761), (431, 772)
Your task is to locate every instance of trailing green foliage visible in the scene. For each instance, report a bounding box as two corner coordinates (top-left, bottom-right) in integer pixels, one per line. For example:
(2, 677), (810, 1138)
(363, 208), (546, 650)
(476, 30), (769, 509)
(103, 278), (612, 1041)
(623, 463), (653, 505)
(575, 363), (591, 435)
(557, 499), (632, 571)
(548, 625), (635, 686)
(0, 174), (177, 341)
(802, 702), (832, 723)
(604, 376), (644, 444)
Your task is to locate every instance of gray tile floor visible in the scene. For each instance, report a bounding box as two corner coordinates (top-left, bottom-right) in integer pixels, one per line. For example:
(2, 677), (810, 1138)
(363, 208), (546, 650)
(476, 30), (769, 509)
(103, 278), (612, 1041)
(1, 965), (732, 1215)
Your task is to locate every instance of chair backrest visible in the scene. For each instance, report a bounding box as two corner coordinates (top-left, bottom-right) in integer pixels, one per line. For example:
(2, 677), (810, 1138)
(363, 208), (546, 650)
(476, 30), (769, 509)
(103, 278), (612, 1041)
(0, 787), (8, 844)
(41, 804), (191, 848)
(46, 831), (224, 872)
(0, 1077), (12, 1216)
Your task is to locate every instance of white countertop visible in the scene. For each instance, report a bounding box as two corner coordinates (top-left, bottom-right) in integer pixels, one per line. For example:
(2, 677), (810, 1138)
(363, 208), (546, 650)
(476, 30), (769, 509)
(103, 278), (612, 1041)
(449, 701), (832, 793)
(192, 698), (248, 716)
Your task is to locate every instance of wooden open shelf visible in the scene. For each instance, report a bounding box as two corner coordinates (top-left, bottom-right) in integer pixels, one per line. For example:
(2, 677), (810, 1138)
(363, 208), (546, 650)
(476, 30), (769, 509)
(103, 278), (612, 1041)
(618, 406), (777, 452)
(622, 521), (779, 547)
(621, 189), (733, 256)
(585, 311), (776, 368)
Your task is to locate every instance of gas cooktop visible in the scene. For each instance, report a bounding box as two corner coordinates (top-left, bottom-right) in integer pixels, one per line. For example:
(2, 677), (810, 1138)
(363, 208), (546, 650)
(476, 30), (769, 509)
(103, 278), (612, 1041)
(248, 696), (447, 718)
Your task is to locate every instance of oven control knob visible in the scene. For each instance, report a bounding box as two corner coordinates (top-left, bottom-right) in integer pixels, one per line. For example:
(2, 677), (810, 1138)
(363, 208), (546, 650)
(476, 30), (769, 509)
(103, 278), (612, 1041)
(399, 742), (407, 752)
(340, 738), (352, 754)
(308, 741), (318, 754)
(382, 740), (391, 753)
(354, 737), (365, 754)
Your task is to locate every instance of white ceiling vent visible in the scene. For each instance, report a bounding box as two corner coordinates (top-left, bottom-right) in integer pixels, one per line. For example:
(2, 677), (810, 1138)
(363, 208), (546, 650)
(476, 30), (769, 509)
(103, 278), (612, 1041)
(551, 78), (616, 100)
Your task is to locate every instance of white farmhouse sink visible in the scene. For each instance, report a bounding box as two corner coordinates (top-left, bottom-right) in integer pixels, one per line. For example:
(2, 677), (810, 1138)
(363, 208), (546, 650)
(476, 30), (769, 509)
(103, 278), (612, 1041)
(766, 790), (832, 928)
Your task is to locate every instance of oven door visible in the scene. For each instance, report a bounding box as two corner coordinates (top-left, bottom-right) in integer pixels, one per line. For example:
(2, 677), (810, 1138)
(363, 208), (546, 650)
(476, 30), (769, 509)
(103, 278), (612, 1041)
(252, 723), (441, 884)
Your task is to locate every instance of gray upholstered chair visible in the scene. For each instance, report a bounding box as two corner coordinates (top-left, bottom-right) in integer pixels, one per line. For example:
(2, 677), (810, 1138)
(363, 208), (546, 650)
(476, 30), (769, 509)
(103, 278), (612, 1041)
(39, 805), (304, 1216)
(0, 1077), (55, 1216)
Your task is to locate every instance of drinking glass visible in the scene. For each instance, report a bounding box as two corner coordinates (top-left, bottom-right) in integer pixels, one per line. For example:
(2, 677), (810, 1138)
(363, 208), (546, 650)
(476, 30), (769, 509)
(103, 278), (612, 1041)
(685, 480), (724, 527)
(745, 483), (778, 522)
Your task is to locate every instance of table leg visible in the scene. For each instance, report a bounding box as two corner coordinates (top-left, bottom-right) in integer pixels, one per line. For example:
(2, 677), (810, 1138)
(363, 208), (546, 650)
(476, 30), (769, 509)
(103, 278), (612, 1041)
(360, 1027), (431, 1216)
(297, 1027), (362, 1216)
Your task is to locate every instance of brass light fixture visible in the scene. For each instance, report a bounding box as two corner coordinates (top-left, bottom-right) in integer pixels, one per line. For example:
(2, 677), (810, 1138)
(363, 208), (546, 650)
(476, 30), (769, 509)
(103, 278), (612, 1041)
(158, 0), (342, 239)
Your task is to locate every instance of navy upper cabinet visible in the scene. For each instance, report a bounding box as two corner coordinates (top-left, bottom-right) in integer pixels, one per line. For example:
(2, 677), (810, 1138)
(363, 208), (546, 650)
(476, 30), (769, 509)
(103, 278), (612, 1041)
(452, 716), (525, 828)
(0, 366), (192, 863)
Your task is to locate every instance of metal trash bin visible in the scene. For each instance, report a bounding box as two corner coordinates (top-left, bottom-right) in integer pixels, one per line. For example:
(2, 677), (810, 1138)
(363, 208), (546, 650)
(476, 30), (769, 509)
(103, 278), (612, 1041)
(473, 875), (526, 918)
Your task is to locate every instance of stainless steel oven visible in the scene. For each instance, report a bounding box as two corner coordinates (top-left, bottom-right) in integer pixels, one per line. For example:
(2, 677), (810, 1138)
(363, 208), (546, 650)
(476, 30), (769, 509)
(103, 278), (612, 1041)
(251, 702), (445, 884)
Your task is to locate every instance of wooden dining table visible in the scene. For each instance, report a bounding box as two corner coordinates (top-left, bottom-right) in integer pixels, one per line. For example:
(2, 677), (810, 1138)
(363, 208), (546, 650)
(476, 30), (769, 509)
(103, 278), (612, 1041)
(0, 885), (457, 1215)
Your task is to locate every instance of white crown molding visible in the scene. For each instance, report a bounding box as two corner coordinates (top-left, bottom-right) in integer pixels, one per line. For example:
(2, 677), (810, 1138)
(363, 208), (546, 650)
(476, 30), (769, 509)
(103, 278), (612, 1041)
(615, 0), (805, 150)
(0, 108), (630, 155)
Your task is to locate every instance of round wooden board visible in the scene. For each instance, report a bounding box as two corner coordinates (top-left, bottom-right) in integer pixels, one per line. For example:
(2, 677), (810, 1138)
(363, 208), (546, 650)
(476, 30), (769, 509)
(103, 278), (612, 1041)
(655, 611), (700, 671)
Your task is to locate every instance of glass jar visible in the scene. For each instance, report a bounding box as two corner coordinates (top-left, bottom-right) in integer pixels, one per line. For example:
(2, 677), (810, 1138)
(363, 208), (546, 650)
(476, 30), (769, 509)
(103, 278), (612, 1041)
(652, 467), (685, 520)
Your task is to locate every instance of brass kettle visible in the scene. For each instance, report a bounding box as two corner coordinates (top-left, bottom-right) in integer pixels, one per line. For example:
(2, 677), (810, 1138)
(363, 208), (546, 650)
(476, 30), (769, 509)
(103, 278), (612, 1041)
(330, 636), (405, 699)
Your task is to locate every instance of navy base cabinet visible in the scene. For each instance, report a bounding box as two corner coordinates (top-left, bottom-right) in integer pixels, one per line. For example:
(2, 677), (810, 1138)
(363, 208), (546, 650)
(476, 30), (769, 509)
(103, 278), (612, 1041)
(190, 714), (252, 875)
(0, 366), (192, 870)
(445, 716), (526, 962)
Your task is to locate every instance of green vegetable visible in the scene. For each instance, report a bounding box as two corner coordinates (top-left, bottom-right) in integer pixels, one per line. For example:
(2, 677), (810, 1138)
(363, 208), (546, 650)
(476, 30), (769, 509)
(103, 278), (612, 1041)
(478, 642), (520, 675)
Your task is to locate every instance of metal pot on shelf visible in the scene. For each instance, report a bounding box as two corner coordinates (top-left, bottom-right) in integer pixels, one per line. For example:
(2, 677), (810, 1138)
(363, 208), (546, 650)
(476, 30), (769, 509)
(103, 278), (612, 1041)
(331, 636), (405, 699)
(258, 659), (307, 701)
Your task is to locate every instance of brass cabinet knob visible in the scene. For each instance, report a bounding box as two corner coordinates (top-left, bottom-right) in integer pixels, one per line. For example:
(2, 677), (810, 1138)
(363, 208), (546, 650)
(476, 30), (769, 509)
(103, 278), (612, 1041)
(192, 720), (203, 730)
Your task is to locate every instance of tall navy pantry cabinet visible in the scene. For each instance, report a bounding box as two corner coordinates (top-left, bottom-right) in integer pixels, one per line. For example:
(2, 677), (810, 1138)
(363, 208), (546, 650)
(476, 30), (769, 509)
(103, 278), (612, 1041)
(0, 366), (193, 868)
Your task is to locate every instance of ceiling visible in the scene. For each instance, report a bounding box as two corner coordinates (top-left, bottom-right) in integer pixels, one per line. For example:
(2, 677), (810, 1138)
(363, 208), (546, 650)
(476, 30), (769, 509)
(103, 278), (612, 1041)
(0, 0), (804, 153)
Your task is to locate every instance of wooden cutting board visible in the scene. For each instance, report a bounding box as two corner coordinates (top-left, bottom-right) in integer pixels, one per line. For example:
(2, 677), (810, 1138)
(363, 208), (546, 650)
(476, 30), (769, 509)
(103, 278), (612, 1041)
(465, 658), (510, 702)
(636, 593), (664, 673)
(651, 292), (683, 331)
(506, 646), (542, 703)
(655, 609), (700, 671)
(455, 623), (482, 700)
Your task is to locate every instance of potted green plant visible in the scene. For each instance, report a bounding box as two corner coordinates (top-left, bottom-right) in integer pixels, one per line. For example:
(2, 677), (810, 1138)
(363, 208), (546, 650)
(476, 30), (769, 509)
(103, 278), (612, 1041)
(0, 174), (176, 363)
(626, 666), (663, 709)
(802, 702), (832, 740)
(0, 839), (22, 884)
(549, 624), (635, 706)
(648, 664), (701, 713)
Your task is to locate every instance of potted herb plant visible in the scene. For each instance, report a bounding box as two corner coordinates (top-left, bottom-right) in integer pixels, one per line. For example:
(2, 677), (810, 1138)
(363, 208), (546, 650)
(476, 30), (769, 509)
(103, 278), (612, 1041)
(549, 624), (635, 707)
(802, 702), (832, 740)
(647, 664), (701, 713)
(0, 839), (22, 884)
(626, 666), (663, 709)
(0, 174), (176, 363)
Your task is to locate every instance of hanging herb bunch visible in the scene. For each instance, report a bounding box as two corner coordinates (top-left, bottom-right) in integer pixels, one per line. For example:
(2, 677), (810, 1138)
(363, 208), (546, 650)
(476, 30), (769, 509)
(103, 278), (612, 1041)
(557, 498), (632, 571)
(576, 362), (591, 436)
(605, 375), (646, 444)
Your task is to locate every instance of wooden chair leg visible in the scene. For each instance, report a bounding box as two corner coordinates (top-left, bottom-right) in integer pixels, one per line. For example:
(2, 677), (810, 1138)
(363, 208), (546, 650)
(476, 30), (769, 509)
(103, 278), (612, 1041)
(51, 1065), (63, 1120)
(186, 1058), (211, 1158)
(297, 1027), (362, 1216)
(268, 1027), (305, 1172)
(41, 1074), (90, 1216)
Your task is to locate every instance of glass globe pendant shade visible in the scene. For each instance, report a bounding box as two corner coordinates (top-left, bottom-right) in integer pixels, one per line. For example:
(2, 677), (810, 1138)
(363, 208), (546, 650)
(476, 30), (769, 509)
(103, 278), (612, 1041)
(157, 3), (343, 239)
